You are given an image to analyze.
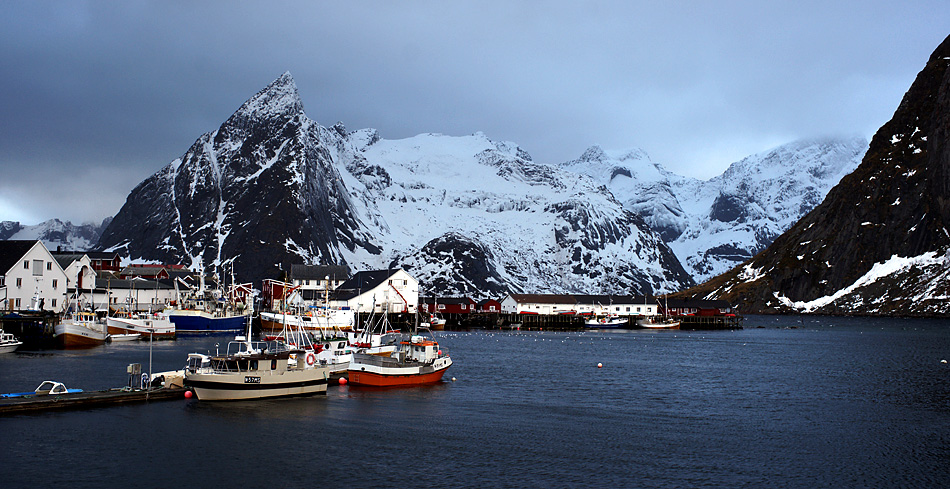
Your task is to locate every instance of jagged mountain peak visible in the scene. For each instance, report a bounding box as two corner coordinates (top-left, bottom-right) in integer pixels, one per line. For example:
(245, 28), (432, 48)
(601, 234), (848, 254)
(227, 71), (303, 128)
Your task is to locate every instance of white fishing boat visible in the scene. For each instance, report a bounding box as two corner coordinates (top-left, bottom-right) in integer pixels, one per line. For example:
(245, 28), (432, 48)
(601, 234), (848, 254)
(183, 304), (332, 401)
(636, 316), (681, 329)
(183, 340), (332, 401)
(106, 311), (175, 339)
(585, 314), (629, 329)
(259, 308), (355, 333)
(0, 329), (22, 353)
(636, 294), (680, 329)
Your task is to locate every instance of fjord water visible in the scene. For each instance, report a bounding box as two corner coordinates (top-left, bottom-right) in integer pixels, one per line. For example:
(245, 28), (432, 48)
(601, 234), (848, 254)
(1, 315), (948, 488)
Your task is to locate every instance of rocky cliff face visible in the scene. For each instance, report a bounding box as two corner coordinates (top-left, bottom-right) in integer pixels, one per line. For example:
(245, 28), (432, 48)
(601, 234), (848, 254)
(97, 72), (693, 296)
(683, 34), (950, 315)
(98, 73), (379, 284)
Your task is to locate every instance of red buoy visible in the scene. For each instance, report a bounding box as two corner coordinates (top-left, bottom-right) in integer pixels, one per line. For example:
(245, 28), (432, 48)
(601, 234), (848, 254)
(184, 390), (193, 399)
(338, 377), (348, 385)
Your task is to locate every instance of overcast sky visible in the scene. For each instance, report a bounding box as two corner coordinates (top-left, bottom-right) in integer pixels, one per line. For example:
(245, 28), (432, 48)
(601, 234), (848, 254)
(1, 1), (946, 226)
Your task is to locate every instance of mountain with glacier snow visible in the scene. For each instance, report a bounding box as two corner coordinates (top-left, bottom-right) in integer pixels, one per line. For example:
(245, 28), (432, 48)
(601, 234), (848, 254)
(96, 72), (693, 297)
(560, 138), (867, 283)
(1, 218), (110, 251)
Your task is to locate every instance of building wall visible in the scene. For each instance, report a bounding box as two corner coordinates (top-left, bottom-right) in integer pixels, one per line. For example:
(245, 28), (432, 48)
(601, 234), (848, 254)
(1, 241), (68, 312)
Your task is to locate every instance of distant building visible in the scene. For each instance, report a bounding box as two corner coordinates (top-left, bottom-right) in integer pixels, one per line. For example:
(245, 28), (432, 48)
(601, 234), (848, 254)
(85, 251), (122, 273)
(0, 240), (69, 312)
(477, 298), (502, 313)
(289, 264), (349, 292)
(421, 296), (476, 315)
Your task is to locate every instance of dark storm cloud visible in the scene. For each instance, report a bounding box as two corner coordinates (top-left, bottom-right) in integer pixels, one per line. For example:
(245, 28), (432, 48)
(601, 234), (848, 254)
(0, 1), (946, 224)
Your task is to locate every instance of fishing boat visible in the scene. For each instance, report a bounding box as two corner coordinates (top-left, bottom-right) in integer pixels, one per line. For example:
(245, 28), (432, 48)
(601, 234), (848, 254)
(166, 270), (248, 333)
(636, 316), (681, 329)
(0, 329), (22, 353)
(585, 314), (629, 329)
(636, 295), (680, 329)
(54, 311), (107, 348)
(259, 307), (355, 333)
(183, 341), (332, 400)
(106, 310), (176, 339)
(348, 333), (453, 387)
(348, 309), (452, 387)
(183, 302), (332, 401)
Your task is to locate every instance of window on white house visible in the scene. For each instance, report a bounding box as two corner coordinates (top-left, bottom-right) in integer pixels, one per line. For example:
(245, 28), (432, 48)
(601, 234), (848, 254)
(47, 262), (52, 270)
(52, 299), (57, 308)
(0, 276), (4, 287)
(33, 260), (43, 276)
(16, 278), (22, 287)
(23, 260), (29, 269)
(52, 279), (58, 289)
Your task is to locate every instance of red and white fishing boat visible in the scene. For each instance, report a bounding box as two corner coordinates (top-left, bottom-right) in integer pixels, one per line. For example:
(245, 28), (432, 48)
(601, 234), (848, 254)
(347, 332), (452, 387)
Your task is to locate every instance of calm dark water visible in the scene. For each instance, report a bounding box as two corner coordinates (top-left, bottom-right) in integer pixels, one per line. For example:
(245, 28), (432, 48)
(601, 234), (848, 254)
(1, 315), (949, 488)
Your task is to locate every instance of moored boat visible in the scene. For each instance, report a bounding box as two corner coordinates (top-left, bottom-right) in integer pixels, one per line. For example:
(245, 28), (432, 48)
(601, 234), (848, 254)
(107, 333), (142, 342)
(585, 314), (629, 329)
(54, 312), (107, 348)
(183, 339), (332, 401)
(259, 308), (355, 333)
(106, 311), (175, 339)
(636, 316), (681, 329)
(2, 381), (83, 398)
(347, 333), (452, 387)
(0, 329), (22, 353)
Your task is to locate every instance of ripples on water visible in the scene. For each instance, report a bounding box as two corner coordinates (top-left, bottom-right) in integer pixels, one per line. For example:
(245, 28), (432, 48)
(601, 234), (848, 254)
(1, 315), (948, 488)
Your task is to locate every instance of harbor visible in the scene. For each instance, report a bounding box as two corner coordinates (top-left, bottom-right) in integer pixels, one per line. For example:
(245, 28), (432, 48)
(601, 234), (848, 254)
(1, 316), (948, 488)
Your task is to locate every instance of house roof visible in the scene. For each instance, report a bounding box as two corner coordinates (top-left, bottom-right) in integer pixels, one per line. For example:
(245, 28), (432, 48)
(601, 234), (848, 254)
(119, 266), (166, 278)
(506, 294), (578, 304)
(85, 251), (122, 261)
(331, 269), (403, 301)
(290, 264), (349, 281)
(52, 253), (87, 269)
(0, 240), (40, 274)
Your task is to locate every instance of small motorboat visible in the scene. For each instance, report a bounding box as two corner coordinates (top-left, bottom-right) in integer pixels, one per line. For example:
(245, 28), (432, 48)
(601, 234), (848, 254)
(1, 381), (83, 398)
(107, 333), (142, 342)
(0, 329), (22, 353)
(584, 314), (629, 329)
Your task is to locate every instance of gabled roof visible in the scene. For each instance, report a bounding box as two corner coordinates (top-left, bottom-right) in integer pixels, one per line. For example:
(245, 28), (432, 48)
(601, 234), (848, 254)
(331, 269), (403, 301)
(52, 253), (88, 269)
(422, 296), (474, 305)
(85, 251), (122, 261)
(0, 240), (41, 274)
(290, 264), (349, 281)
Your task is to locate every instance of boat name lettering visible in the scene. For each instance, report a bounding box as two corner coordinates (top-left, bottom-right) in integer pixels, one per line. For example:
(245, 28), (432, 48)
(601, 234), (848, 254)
(244, 376), (261, 384)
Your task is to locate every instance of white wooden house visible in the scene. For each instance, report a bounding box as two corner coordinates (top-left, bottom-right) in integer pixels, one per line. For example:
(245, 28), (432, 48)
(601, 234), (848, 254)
(53, 252), (98, 297)
(0, 240), (69, 312)
(330, 269), (418, 314)
(500, 294), (578, 315)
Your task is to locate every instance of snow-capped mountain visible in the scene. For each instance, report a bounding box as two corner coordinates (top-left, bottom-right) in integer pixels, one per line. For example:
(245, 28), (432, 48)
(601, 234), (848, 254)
(560, 137), (867, 283)
(683, 33), (950, 315)
(96, 72), (693, 297)
(1, 218), (110, 252)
